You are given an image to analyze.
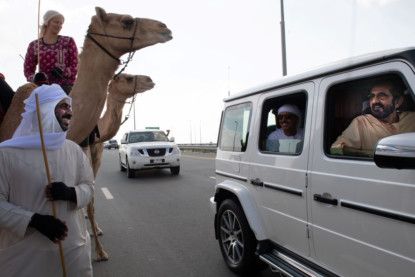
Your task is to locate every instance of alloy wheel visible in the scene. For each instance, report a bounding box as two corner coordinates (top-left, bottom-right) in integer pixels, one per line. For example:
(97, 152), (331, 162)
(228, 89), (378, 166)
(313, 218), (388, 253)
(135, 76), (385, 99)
(219, 209), (244, 265)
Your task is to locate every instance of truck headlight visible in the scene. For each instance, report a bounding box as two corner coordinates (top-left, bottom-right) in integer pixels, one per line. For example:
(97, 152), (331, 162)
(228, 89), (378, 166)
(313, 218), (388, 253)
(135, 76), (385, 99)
(170, 147), (180, 155)
(129, 149), (143, 156)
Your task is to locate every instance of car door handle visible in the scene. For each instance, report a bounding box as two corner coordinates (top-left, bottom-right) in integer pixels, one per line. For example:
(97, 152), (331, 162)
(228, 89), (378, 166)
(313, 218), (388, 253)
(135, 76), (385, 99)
(313, 194), (338, 205)
(250, 178), (264, 187)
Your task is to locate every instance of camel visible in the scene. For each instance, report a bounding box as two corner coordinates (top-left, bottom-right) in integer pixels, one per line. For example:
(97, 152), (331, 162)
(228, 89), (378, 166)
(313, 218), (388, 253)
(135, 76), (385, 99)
(91, 73), (155, 175)
(0, 7), (172, 261)
(67, 7), (172, 144)
(87, 74), (154, 237)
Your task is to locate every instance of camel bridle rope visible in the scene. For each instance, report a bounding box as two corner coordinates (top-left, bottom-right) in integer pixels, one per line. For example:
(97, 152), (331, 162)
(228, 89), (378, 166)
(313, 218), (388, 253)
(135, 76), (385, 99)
(86, 18), (139, 78)
(120, 76), (139, 126)
(87, 18), (142, 125)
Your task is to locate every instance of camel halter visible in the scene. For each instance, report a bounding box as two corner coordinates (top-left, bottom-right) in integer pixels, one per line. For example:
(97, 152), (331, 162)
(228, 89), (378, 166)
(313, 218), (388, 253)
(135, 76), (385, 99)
(119, 77), (139, 126)
(86, 18), (139, 77)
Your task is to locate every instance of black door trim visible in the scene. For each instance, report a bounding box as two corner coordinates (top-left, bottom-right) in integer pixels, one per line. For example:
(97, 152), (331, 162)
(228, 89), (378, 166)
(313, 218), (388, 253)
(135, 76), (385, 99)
(215, 170), (248, 182)
(341, 200), (415, 225)
(263, 183), (303, 196)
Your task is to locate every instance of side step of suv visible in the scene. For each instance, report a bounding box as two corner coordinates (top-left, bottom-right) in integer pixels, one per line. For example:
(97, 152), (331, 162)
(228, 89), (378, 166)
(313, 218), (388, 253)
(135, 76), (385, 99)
(257, 242), (338, 277)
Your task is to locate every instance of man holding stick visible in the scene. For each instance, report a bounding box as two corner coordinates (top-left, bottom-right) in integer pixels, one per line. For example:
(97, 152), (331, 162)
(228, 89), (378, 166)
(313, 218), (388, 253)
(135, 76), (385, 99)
(0, 84), (94, 276)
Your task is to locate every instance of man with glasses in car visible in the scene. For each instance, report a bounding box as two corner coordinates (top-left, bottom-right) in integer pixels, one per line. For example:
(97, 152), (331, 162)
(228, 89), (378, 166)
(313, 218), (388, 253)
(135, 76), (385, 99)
(266, 104), (304, 152)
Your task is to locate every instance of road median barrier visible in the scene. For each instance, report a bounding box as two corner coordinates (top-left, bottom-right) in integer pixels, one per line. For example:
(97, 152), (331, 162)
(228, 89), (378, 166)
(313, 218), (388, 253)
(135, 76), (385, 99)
(178, 143), (217, 154)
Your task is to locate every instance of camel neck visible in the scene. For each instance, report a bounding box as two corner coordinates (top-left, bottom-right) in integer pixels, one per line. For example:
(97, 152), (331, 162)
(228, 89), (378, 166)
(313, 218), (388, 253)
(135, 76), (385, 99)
(78, 41), (120, 79)
(98, 95), (126, 141)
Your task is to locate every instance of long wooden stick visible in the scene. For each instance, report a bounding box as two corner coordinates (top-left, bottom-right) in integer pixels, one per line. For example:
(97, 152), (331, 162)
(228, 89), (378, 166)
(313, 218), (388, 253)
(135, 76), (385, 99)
(35, 93), (67, 277)
(37, 0), (41, 68)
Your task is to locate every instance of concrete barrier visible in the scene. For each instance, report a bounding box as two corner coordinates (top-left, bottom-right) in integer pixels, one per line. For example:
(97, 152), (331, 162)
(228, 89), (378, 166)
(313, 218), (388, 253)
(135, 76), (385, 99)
(178, 143), (217, 153)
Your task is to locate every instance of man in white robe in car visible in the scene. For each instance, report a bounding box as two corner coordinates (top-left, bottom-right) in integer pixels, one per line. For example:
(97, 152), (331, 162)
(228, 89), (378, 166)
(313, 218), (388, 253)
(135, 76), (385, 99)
(0, 84), (94, 276)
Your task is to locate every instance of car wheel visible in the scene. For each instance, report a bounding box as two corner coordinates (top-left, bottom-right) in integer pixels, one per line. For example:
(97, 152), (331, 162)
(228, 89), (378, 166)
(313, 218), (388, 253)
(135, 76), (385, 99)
(126, 158), (134, 178)
(217, 199), (259, 275)
(170, 166), (180, 176)
(119, 155), (126, 172)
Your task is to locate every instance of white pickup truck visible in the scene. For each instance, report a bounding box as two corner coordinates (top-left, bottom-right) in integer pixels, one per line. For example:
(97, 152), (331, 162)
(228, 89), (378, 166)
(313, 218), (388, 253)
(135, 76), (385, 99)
(118, 130), (181, 178)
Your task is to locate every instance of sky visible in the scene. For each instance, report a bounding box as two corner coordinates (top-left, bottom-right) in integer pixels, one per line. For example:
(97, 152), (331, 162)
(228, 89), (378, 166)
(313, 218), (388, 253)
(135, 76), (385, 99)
(1, 0), (414, 143)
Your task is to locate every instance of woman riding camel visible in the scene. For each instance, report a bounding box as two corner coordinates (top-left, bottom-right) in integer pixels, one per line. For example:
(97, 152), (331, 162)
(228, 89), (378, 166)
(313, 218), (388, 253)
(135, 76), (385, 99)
(24, 10), (78, 94)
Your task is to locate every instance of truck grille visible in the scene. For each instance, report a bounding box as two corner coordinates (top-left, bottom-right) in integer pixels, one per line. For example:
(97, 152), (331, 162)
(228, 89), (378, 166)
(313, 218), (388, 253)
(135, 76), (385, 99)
(147, 148), (166, 157)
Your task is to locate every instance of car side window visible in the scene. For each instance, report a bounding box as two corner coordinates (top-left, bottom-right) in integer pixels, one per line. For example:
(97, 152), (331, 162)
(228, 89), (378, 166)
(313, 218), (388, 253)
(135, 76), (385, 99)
(259, 92), (307, 155)
(325, 73), (415, 159)
(219, 102), (251, 152)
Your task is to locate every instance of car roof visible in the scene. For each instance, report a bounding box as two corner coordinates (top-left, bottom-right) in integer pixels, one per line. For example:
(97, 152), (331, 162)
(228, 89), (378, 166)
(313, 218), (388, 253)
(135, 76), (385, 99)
(225, 47), (415, 102)
(126, 130), (167, 136)
(128, 130), (165, 133)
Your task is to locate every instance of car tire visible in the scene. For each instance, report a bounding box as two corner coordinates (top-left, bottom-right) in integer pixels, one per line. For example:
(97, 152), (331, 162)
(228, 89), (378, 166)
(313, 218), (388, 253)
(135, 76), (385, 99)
(126, 158), (134, 178)
(119, 155), (126, 172)
(170, 166), (180, 176)
(217, 199), (260, 275)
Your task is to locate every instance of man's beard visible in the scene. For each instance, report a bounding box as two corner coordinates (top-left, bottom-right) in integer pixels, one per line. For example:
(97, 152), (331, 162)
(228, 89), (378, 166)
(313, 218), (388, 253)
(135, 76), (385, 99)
(57, 114), (71, 131)
(371, 103), (395, 119)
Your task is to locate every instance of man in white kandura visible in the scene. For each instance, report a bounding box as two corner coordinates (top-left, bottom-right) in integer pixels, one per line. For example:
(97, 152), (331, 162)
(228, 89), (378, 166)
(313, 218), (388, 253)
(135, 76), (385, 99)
(0, 84), (94, 276)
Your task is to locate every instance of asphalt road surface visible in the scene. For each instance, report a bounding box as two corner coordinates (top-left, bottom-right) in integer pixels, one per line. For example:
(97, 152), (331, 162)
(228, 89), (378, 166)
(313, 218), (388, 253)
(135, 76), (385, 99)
(92, 150), (279, 277)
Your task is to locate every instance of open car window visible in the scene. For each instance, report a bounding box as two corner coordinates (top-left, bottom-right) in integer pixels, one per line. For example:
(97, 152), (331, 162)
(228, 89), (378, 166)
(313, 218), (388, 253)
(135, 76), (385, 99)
(259, 92), (307, 155)
(325, 73), (415, 159)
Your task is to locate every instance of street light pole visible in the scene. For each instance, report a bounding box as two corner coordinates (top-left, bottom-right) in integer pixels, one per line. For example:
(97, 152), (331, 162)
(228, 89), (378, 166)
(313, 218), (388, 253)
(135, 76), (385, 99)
(133, 100), (136, 130)
(280, 0), (287, 76)
(227, 65), (231, 97)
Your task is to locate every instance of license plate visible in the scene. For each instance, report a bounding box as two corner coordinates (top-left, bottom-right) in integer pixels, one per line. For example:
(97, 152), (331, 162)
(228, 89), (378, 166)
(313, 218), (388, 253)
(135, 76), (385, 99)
(151, 158), (164, 164)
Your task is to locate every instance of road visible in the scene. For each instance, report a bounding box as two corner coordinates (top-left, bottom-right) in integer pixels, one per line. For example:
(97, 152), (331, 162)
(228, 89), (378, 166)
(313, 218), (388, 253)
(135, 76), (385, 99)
(92, 150), (277, 277)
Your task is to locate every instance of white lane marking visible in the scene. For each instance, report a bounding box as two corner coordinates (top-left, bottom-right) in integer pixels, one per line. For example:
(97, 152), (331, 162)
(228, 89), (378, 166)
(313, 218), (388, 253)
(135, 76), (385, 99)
(101, 187), (114, 200)
(210, 176), (216, 180)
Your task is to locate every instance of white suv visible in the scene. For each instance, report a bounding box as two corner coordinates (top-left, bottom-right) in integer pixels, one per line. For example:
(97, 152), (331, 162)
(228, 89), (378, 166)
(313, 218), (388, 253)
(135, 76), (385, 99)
(211, 48), (415, 276)
(119, 130), (181, 178)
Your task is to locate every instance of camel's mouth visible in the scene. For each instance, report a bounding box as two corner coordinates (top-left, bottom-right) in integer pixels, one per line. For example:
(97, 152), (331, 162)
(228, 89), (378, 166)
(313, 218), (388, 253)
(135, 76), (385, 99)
(161, 30), (173, 42)
(136, 81), (155, 93)
(142, 82), (155, 91)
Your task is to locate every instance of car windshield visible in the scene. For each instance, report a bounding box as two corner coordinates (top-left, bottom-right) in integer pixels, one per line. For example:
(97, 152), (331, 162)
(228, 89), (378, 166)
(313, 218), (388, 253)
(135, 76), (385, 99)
(128, 131), (168, 143)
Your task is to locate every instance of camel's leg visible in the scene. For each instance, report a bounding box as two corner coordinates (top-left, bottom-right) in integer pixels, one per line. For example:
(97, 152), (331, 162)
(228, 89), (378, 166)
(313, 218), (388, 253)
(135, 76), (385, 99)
(83, 145), (109, 261)
(87, 197), (109, 261)
(90, 143), (104, 236)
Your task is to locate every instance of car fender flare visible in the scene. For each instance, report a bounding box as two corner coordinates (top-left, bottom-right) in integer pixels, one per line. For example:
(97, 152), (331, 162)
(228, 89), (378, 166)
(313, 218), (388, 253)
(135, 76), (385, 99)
(214, 180), (267, 240)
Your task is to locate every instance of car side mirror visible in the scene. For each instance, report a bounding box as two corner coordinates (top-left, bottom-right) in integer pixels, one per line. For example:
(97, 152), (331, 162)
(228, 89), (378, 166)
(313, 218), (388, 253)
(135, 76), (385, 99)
(374, 133), (415, 170)
(169, 137), (175, 142)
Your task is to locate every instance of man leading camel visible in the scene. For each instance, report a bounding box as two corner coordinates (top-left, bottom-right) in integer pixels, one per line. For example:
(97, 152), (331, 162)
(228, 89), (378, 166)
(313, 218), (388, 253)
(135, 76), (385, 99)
(0, 84), (94, 276)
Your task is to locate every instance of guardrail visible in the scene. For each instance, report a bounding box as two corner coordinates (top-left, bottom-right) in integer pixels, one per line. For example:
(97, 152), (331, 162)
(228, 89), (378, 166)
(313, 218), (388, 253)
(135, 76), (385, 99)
(178, 143), (217, 153)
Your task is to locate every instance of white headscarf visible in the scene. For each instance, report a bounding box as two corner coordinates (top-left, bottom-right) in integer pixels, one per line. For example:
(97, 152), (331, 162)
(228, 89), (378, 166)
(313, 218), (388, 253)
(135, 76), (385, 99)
(42, 10), (64, 26)
(277, 104), (302, 129)
(277, 104), (302, 119)
(40, 10), (64, 36)
(0, 84), (71, 150)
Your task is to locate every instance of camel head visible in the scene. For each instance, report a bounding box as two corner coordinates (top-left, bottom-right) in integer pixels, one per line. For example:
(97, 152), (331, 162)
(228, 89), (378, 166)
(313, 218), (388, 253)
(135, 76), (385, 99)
(108, 74), (155, 100)
(88, 7), (173, 58)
